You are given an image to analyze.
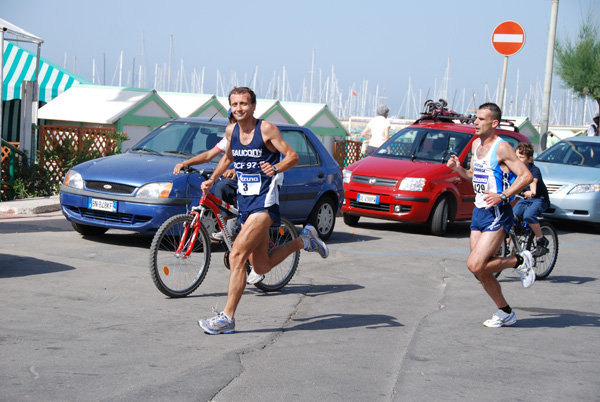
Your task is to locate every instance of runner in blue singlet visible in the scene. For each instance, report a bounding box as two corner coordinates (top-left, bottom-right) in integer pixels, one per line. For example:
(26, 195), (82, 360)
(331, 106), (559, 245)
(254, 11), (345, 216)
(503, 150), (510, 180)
(197, 87), (329, 335)
(230, 118), (283, 226)
(447, 103), (534, 328)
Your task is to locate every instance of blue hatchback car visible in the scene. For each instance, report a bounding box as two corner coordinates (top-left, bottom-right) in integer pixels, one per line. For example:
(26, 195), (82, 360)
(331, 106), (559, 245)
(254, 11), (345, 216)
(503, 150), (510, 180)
(60, 118), (343, 239)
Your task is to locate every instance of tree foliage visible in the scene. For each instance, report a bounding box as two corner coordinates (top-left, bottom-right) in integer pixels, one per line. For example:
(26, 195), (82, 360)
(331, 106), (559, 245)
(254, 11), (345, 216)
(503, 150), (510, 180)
(555, 13), (600, 113)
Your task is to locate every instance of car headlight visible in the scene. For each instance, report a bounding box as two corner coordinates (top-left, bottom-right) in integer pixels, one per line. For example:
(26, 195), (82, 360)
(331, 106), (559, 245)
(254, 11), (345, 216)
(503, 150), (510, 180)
(399, 177), (426, 191)
(343, 169), (353, 184)
(64, 170), (84, 189)
(568, 184), (600, 194)
(136, 182), (173, 198)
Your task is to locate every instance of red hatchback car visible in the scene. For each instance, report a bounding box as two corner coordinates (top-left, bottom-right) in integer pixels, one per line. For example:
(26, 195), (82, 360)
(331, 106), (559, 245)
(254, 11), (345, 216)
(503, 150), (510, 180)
(342, 108), (529, 236)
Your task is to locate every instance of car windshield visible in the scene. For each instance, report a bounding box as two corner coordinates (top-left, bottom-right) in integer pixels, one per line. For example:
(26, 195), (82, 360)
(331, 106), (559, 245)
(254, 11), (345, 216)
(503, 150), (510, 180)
(536, 140), (600, 168)
(130, 121), (227, 162)
(372, 128), (472, 163)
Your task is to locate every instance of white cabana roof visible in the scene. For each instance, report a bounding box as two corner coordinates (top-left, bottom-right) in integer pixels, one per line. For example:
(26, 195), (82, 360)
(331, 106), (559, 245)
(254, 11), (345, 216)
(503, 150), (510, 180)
(38, 85), (175, 124)
(158, 92), (221, 117)
(0, 18), (43, 43)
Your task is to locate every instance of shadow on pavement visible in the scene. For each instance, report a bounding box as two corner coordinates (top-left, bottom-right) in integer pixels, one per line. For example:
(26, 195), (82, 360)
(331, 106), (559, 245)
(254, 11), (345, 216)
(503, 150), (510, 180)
(238, 313), (403, 333)
(0, 253), (75, 278)
(77, 233), (154, 249)
(514, 306), (600, 328)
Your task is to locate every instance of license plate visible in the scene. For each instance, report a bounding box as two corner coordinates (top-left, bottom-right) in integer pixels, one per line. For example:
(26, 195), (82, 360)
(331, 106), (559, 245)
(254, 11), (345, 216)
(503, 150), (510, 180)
(88, 198), (117, 212)
(357, 194), (379, 204)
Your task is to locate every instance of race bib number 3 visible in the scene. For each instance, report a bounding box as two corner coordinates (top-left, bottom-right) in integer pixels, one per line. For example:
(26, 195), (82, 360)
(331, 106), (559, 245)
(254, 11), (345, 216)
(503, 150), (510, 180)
(473, 174), (488, 194)
(238, 173), (261, 196)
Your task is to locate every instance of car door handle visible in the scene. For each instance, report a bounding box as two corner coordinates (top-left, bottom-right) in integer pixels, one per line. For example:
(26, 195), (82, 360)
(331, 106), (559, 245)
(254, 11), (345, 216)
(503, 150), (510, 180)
(317, 171), (325, 178)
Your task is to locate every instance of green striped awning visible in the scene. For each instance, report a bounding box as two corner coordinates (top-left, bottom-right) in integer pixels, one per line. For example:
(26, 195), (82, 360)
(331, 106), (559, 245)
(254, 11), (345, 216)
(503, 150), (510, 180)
(2, 40), (92, 102)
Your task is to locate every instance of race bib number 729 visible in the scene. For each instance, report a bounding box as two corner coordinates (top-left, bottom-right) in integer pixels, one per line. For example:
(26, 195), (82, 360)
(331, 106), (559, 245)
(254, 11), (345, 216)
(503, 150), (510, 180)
(473, 174), (488, 194)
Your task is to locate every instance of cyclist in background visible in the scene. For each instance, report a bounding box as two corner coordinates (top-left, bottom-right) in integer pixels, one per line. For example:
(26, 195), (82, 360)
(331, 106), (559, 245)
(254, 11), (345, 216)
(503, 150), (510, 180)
(513, 142), (550, 257)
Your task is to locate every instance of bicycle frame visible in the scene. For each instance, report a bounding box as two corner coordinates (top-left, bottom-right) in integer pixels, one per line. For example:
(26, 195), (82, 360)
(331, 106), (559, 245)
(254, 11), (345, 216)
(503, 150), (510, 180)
(177, 192), (239, 258)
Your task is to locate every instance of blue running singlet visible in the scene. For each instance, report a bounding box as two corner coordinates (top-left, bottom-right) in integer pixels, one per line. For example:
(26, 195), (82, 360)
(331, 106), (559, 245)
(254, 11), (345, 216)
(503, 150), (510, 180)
(230, 119), (283, 222)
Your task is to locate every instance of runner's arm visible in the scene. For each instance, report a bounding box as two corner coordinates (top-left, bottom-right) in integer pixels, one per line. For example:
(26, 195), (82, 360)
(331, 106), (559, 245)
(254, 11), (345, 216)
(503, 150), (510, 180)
(260, 121), (299, 175)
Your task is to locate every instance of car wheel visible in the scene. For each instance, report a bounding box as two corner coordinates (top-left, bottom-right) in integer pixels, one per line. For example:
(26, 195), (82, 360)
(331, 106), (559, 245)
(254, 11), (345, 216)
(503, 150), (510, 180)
(343, 213), (360, 227)
(71, 222), (108, 236)
(308, 197), (336, 240)
(430, 197), (449, 236)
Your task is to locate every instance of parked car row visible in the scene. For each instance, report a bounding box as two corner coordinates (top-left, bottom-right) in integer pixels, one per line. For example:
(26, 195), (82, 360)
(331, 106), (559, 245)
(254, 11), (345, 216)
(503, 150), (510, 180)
(60, 116), (599, 243)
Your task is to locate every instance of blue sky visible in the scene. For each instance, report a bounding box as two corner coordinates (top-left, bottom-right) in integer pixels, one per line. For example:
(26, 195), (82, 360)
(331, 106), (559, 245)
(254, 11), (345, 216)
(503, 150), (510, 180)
(3, 0), (598, 123)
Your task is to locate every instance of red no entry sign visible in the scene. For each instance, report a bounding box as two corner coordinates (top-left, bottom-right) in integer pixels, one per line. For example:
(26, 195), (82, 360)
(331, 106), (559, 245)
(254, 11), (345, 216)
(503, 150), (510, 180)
(492, 21), (525, 56)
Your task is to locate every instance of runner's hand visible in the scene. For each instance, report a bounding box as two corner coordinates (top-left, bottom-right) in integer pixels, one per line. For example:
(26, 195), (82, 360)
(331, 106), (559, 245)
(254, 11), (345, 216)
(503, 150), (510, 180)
(201, 178), (214, 195)
(260, 161), (276, 176)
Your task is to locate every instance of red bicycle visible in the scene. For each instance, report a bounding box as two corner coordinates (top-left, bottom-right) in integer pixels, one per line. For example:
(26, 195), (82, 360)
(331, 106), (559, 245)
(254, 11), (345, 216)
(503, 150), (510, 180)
(149, 168), (300, 297)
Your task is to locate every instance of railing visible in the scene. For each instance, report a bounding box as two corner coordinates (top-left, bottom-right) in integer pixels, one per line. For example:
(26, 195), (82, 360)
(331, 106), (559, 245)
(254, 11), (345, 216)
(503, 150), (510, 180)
(39, 125), (122, 187)
(1, 140), (25, 201)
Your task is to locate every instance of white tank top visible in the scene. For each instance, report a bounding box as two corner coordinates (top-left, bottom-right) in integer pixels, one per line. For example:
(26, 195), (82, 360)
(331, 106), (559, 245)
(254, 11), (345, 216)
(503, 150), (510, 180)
(472, 137), (514, 208)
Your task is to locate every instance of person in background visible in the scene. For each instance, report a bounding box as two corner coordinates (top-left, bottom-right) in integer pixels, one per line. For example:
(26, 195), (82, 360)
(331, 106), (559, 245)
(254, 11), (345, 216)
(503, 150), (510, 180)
(513, 142), (550, 257)
(361, 105), (391, 156)
(174, 109), (237, 206)
(587, 113), (599, 137)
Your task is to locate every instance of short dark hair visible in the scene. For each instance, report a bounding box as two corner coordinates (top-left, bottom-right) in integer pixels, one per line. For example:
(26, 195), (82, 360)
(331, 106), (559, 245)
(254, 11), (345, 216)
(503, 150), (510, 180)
(516, 142), (534, 158)
(479, 102), (502, 122)
(229, 87), (257, 105)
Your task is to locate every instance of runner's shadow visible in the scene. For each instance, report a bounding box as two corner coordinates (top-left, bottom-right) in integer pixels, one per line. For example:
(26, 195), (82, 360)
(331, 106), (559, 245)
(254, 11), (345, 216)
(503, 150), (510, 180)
(251, 283), (365, 297)
(0, 254), (75, 278)
(540, 275), (597, 285)
(238, 313), (403, 333)
(514, 307), (600, 328)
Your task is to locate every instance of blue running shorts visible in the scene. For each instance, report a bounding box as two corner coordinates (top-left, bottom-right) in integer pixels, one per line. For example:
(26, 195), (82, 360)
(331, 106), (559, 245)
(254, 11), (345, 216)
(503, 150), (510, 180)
(470, 203), (513, 234)
(239, 204), (281, 227)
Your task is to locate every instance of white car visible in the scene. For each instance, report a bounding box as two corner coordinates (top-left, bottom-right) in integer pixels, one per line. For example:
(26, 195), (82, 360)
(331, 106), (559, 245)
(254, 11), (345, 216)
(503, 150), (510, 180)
(535, 136), (600, 224)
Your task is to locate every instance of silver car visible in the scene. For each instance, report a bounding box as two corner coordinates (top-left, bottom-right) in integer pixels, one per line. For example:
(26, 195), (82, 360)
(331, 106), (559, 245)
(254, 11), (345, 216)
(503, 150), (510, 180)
(535, 136), (600, 224)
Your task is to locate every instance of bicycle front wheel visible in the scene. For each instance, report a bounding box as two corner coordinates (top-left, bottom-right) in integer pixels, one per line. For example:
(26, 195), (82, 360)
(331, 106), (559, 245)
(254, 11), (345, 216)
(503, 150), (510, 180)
(149, 214), (211, 297)
(254, 218), (300, 292)
(526, 221), (559, 279)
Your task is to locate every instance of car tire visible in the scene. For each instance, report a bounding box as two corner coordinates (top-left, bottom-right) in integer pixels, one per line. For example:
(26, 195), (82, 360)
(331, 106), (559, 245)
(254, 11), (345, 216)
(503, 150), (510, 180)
(430, 197), (449, 236)
(71, 222), (108, 236)
(308, 197), (336, 240)
(343, 213), (360, 227)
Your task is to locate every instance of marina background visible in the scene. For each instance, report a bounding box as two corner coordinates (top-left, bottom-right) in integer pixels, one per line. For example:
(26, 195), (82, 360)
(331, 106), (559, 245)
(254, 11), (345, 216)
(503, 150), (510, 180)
(3, 0), (598, 126)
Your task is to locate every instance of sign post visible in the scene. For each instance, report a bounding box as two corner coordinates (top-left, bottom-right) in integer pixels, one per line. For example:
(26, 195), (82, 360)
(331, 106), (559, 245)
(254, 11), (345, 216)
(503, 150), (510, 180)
(492, 21), (525, 110)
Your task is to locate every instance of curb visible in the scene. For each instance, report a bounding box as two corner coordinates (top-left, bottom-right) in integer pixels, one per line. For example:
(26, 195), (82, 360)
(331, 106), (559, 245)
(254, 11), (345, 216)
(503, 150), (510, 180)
(0, 196), (61, 215)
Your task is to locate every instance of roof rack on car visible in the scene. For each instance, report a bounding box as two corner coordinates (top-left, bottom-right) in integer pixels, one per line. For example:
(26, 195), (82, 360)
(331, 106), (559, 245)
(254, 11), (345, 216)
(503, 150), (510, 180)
(415, 99), (519, 132)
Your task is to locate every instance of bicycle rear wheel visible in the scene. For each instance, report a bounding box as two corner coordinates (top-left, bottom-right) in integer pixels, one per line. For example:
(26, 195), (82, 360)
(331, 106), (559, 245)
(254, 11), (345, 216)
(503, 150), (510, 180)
(254, 218), (300, 292)
(149, 214), (211, 297)
(526, 221), (558, 279)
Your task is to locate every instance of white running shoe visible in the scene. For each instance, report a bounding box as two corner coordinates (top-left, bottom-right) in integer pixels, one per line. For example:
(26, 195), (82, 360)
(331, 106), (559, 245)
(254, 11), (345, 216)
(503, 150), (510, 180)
(198, 309), (235, 335)
(300, 224), (329, 258)
(246, 269), (265, 285)
(211, 231), (224, 241)
(515, 250), (535, 288)
(483, 309), (517, 328)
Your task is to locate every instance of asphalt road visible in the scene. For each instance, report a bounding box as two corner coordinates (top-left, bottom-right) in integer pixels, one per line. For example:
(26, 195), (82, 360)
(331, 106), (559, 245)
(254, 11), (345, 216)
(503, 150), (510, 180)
(1, 212), (599, 402)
